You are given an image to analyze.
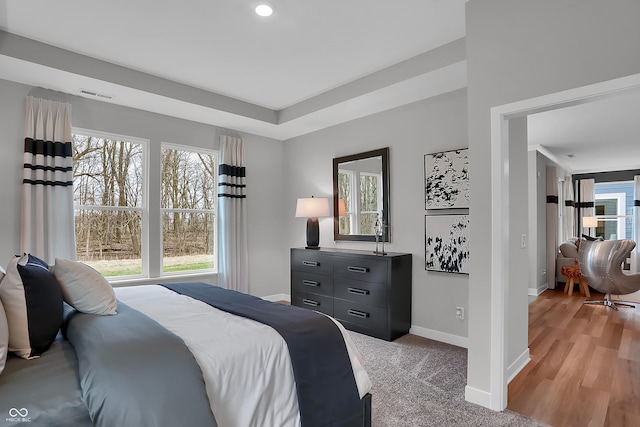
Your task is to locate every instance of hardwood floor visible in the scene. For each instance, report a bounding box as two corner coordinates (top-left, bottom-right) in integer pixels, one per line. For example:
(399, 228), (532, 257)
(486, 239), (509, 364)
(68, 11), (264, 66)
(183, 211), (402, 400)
(508, 289), (640, 427)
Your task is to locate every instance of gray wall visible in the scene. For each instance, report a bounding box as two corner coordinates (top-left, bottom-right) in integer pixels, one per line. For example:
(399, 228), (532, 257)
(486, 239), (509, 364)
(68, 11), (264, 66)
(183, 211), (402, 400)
(0, 78), (287, 298)
(507, 117), (529, 371)
(284, 89), (470, 341)
(466, 0), (640, 398)
(528, 150), (549, 294)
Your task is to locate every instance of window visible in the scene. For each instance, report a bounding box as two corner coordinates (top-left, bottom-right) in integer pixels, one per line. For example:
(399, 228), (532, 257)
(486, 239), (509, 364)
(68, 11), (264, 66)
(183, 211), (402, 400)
(594, 181), (634, 240)
(337, 168), (382, 235)
(72, 130), (218, 280)
(72, 130), (147, 277)
(161, 144), (216, 274)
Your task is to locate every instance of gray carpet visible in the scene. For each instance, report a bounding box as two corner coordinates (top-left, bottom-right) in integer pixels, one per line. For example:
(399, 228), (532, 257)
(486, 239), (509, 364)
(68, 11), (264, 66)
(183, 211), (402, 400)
(349, 332), (549, 427)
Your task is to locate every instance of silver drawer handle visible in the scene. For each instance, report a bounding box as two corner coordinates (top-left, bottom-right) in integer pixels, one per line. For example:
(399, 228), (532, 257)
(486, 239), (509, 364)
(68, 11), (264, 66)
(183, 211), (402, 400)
(347, 309), (369, 319)
(303, 280), (320, 287)
(347, 266), (369, 273)
(302, 299), (319, 307)
(302, 261), (319, 267)
(347, 287), (369, 295)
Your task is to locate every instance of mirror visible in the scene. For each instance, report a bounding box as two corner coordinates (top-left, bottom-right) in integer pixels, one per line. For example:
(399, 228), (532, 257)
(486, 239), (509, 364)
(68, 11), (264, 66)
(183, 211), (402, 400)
(333, 147), (389, 242)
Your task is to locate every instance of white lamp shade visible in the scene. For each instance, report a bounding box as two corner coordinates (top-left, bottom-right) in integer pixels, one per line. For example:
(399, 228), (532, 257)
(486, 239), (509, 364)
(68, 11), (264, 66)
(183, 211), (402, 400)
(295, 197), (330, 218)
(583, 216), (598, 228)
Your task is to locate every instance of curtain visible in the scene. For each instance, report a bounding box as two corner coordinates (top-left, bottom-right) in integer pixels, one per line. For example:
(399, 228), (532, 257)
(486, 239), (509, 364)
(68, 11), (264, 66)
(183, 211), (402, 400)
(562, 176), (575, 241)
(21, 97), (76, 262)
(632, 175), (640, 273)
(578, 178), (595, 237)
(217, 135), (248, 292)
(546, 166), (558, 289)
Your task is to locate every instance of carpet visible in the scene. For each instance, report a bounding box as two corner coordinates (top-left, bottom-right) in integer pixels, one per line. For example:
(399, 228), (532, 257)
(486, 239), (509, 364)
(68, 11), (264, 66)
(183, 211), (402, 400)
(349, 332), (549, 427)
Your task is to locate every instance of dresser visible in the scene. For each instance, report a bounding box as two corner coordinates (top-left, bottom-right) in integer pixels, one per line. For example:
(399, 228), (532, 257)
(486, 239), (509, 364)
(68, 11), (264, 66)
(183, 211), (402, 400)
(290, 248), (412, 341)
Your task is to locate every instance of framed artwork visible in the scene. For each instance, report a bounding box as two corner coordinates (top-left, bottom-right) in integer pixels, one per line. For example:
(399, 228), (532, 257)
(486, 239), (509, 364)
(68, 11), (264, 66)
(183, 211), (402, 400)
(425, 214), (470, 274)
(425, 148), (469, 209)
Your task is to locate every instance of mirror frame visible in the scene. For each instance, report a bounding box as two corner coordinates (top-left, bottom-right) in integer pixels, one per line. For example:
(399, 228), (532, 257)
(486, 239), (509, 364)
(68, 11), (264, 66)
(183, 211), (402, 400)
(333, 147), (390, 242)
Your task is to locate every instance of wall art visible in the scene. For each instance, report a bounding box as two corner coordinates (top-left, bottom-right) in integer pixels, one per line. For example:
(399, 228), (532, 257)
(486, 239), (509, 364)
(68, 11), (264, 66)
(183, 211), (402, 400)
(425, 148), (469, 209)
(425, 214), (470, 274)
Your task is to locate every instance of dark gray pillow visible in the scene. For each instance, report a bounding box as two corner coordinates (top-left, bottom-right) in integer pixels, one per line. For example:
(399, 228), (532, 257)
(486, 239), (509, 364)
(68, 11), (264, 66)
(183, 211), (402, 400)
(0, 254), (63, 359)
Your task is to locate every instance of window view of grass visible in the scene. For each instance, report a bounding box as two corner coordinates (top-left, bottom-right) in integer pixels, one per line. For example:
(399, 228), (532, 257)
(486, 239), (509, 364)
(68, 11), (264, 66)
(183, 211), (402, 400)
(73, 133), (217, 279)
(82, 254), (215, 278)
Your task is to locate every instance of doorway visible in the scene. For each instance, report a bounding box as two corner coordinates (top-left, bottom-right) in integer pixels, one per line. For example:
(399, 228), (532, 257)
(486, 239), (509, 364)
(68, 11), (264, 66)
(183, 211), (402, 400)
(489, 72), (640, 410)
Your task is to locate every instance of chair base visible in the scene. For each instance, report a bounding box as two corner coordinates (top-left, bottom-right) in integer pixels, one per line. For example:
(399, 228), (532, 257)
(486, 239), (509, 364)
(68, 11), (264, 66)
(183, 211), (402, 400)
(584, 294), (637, 310)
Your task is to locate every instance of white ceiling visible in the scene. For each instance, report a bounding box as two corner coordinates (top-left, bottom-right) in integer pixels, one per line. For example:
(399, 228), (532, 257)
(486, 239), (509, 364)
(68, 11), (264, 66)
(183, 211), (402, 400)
(1, 0), (638, 171)
(528, 89), (640, 174)
(0, 0), (468, 139)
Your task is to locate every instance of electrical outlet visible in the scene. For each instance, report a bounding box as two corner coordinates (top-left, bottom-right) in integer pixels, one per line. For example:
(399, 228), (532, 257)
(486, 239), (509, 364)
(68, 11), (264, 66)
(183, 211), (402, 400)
(456, 307), (464, 320)
(520, 234), (526, 249)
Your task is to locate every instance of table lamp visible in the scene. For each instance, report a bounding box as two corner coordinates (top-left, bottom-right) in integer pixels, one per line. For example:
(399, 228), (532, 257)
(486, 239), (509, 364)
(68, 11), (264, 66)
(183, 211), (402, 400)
(296, 196), (330, 249)
(583, 216), (598, 237)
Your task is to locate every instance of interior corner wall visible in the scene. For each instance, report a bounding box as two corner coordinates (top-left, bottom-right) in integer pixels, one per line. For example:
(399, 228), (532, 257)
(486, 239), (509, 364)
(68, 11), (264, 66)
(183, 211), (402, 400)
(465, 0), (640, 402)
(532, 151), (549, 293)
(0, 78), (287, 298)
(283, 88), (470, 341)
(534, 152), (570, 293)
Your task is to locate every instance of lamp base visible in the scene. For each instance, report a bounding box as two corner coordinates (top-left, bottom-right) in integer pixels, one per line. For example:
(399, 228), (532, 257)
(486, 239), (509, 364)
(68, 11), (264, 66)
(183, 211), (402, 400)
(306, 217), (320, 249)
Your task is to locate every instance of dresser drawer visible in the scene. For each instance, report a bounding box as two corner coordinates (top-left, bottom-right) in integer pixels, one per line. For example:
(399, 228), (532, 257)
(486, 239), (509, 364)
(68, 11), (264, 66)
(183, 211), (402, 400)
(334, 277), (387, 308)
(291, 290), (333, 316)
(334, 299), (386, 332)
(333, 256), (388, 283)
(291, 271), (333, 297)
(291, 249), (333, 276)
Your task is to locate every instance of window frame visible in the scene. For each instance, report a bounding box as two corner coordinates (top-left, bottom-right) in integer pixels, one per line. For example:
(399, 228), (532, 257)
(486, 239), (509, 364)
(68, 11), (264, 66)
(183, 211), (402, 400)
(160, 142), (218, 276)
(72, 127), (150, 280)
(594, 191), (628, 240)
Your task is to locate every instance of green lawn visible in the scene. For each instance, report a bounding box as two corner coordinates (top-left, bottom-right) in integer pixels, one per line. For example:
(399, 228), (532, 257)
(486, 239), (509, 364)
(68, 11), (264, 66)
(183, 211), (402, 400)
(80, 255), (214, 277)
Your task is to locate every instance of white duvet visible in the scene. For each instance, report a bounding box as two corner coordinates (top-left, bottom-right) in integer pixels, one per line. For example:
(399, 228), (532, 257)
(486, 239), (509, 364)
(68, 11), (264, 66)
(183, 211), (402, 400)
(115, 285), (372, 427)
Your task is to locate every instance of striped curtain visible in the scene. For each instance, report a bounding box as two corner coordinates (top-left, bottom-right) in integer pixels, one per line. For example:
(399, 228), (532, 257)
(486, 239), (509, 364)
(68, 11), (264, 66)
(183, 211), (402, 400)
(217, 135), (248, 293)
(21, 97), (76, 262)
(578, 179), (595, 237)
(546, 166), (558, 289)
(562, 176), (575, 241)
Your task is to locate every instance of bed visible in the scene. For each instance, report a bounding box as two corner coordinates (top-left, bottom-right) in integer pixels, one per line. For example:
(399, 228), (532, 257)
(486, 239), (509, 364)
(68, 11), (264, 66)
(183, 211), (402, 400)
(0, 281), (372, 427)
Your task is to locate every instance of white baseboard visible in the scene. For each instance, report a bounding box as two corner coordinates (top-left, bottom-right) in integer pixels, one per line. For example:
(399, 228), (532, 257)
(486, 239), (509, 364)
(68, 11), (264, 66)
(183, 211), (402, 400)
(261, 293), (290, 302)
(410, 325), (468, 348)
(528, 284), (547, 297)
(507, 348), (530, 383)
(465, 385), (492, 408)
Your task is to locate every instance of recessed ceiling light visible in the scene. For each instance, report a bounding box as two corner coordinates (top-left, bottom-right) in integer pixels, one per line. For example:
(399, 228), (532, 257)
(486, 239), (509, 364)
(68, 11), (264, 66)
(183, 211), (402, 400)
(255, 4), (273, 17)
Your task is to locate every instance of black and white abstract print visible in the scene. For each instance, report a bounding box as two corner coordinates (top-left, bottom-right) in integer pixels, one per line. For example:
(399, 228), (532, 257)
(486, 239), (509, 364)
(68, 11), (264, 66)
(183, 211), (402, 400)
(425, 149), (469, 209)
(425, 215), (470, 274)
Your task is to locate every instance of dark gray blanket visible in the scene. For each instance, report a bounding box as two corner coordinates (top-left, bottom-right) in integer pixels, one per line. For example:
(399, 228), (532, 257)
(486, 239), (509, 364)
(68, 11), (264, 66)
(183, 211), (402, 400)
(64, 302), (217, 427)
(162, 282), (363, 427)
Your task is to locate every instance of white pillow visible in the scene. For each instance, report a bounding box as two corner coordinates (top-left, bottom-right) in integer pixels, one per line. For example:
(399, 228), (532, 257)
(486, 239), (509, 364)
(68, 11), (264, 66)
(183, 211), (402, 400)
(0, 298), (8, 374)
(53, 258), (117, 315)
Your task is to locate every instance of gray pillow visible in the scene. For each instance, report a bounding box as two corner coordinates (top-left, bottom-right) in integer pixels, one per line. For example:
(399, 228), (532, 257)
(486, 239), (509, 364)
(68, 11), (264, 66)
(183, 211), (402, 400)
(559, 241), (579, 258)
